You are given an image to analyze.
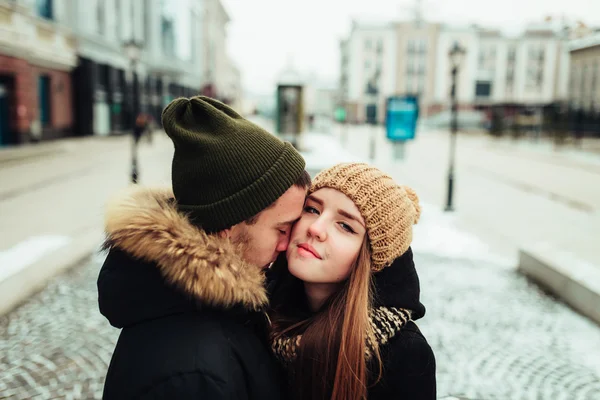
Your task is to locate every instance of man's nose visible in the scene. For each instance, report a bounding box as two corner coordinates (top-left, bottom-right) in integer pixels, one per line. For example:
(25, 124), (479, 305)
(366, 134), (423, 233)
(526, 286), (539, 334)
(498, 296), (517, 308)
(276, 233), (290, 252)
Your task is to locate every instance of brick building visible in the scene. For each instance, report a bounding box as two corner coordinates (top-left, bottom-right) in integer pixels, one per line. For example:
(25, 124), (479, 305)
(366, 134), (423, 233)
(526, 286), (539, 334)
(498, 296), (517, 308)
(0, 1), (76, 145)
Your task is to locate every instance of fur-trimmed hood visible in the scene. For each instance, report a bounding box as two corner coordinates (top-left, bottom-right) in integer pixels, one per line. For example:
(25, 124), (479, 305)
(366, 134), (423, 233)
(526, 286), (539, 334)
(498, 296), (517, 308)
(99, 186), (268, 328)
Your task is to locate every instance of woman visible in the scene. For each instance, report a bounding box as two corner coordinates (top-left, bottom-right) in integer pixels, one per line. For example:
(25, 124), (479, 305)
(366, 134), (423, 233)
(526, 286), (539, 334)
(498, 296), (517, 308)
(268, 163), (436, 400)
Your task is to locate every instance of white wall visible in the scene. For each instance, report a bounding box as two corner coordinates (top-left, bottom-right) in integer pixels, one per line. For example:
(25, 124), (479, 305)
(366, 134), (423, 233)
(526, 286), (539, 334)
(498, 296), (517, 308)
(512, 37), (559, 104)
(345, 22), (397, 121)
(433, 26), (568, 107)
(434, 27), (479, 105)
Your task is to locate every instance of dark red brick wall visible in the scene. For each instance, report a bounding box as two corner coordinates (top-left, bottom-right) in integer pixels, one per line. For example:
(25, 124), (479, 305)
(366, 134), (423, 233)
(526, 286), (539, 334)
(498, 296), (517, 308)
(0, 55), (34, 141)
(0, 54), (74, 143)
(33, 66), (73, 135)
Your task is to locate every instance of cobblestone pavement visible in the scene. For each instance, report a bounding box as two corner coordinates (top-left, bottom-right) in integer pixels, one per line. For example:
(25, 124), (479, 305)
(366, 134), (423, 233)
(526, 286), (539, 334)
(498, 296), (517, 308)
(416, 252), (600, 400)
(1, 252), (600, 399)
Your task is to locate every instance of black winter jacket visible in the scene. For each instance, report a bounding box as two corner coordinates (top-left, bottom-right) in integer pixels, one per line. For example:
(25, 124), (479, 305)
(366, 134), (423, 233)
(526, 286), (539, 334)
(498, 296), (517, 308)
(368, 248), (436, 399)
(268, 247), (436, 400)
(98, 187), (283, 400)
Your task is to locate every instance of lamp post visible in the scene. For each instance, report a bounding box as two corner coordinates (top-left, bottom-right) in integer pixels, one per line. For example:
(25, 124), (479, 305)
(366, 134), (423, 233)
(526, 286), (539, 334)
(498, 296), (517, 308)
(445, 41), (466, 212)
(365, 70), (380, 161)
(123, 39), (143, 184)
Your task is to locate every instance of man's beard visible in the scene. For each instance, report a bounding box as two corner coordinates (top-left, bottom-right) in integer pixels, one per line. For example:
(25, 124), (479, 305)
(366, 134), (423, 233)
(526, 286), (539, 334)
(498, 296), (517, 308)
(231, 225), (256, 265)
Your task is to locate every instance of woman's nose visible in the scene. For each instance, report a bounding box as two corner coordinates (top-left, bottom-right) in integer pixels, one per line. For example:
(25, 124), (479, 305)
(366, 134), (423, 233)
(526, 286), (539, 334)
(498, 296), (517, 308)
(308, 218), (327, 241)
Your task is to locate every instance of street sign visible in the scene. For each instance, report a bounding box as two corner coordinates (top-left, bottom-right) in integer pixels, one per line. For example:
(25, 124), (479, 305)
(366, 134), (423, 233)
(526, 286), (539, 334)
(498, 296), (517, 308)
(334, 107), (346, 122)
(386, 95), (419, 141)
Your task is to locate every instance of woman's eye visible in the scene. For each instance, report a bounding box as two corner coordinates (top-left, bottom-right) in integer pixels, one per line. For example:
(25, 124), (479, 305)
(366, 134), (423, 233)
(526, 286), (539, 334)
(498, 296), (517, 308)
(339, 222), (355, 234)
(304, 206), (319, 214)
(278, 229), (287, 235)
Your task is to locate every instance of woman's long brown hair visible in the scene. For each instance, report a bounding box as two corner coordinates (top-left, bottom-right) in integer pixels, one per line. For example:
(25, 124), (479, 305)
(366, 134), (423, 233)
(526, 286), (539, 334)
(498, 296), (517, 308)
(270, 238), (382, 400)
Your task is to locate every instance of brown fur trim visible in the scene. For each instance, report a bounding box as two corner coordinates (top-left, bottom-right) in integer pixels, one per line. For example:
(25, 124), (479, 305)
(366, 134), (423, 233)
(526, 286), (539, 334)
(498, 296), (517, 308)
(104, 186), (268, 311)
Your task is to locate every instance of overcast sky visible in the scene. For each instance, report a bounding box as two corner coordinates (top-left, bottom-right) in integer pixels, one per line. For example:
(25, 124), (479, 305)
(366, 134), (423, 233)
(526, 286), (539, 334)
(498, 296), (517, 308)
(220, 0), (600, 96)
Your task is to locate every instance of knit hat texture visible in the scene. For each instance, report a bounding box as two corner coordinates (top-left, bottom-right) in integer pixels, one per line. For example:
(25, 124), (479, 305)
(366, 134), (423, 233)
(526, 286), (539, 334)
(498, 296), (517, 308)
(310, 163), (421, 271)
(161, 96), (306, 233)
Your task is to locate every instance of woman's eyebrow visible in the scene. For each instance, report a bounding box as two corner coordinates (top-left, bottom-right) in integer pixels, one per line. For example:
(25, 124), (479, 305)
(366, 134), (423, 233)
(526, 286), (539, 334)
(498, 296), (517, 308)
(306, 194), (323, 205)
(337, 209), (365, 228)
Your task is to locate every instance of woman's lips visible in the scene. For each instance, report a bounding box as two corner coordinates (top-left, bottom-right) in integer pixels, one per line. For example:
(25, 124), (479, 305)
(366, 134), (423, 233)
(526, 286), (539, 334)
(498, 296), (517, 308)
(297, 243), (321, 259)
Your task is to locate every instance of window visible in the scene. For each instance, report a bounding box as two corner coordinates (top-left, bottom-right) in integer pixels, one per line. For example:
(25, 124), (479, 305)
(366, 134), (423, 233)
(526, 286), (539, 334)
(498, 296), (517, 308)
(417, 78), (425, 94)
(508, 46), (516, 62)
(405, 78), (412, 94)
(536, 69), (544, 87)
(525, 65), (544, 89)
(418, 58), (425, 75)
(506, 66), (515, 85)
(582, 65), (588, 98)
(592, 62), (598, 86)
(377, 39), (383, 54)
(365, 39), (372, 50)
(478, 50), (485, 68)
(36, 0), (53, 20)
(162, 17), (176, 57)
(365, 60), (371, 70)
(38, 76), (51, 126)
(97, 1), (105, 34)
(475, 81), (492, 98)
(115, 0), (121, 40)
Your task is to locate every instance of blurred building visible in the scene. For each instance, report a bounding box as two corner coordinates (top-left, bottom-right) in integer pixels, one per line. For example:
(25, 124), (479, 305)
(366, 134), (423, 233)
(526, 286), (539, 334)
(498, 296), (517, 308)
(394, 21), (441, 117)
(339, 20), (397, 124)
(220, 56), (242, 111)
(67, 0), (202, 137)
(200, 0), (237, 104)
(432, 23), (570, 123)
(338, 38), (349, 116)
(568, 32), (600, 135)
(0, 0), (240, 145)
(0, 0), (77, 145)
(302, 71), (336, 120)
(432, 25), (479, 111)
(569, 32), (600, 112)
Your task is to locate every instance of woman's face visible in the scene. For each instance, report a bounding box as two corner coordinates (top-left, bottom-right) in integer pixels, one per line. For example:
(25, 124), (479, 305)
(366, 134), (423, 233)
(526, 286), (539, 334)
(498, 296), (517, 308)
(287, 188), (366, 284)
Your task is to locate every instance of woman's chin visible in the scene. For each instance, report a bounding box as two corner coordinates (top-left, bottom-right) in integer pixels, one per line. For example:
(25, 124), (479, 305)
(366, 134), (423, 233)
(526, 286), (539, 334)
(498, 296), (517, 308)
(287, 259), (314, 281)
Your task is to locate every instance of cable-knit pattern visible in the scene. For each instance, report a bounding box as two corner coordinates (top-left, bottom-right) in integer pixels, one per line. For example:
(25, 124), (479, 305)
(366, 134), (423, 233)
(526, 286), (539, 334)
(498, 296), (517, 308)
(271, 306), (412, 365)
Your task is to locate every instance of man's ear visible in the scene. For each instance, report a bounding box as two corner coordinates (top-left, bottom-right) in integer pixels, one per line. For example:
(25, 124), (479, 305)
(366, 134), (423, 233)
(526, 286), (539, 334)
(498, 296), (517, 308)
(218, 228), (232, 239)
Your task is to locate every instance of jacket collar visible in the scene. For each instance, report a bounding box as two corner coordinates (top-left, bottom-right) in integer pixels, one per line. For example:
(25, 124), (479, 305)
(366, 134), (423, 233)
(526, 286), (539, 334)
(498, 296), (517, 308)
(104, 186), (268, 311)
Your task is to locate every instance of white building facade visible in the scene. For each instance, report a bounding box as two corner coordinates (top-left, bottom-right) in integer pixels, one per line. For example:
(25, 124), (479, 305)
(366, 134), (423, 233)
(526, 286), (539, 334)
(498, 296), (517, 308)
(342, 21), (397, 123)
(432, 25), (570, 114)
(64, 0), (206, 136)
(394, 21), (440, 116)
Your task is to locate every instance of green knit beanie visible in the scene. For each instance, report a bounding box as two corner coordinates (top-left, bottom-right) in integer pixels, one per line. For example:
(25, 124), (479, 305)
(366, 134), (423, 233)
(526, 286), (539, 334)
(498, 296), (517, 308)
(161, 96), (306, 234)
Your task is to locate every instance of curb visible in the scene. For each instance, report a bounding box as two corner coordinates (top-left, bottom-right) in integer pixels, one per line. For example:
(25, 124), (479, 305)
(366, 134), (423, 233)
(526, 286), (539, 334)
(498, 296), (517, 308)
(0, 228), (104, 316)
(518, 245), (600, 325)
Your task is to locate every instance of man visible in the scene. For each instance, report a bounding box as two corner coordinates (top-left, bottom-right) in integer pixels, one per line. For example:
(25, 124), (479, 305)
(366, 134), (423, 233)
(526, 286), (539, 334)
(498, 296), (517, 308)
(98, 96), (310, 399)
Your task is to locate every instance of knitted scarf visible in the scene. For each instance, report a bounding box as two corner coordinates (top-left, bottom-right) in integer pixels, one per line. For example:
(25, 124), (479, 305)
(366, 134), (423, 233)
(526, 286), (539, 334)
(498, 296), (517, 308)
(270, 306), (412, 366)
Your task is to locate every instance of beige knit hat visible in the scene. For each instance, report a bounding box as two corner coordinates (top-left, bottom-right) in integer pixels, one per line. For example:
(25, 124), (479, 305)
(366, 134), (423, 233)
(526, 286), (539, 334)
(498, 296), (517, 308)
(310, 163), (421, 272)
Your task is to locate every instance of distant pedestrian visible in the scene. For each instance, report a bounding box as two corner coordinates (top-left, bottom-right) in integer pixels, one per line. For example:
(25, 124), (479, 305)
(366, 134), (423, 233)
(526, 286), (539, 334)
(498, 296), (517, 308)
(133, 113), (147, 144)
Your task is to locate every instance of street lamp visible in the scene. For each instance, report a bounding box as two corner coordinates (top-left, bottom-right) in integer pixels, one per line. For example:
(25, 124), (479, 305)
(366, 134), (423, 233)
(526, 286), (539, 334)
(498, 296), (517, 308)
(365, 68), (381, 161)
(123, 39), (144, 183)
(445, 41), (466, 212)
